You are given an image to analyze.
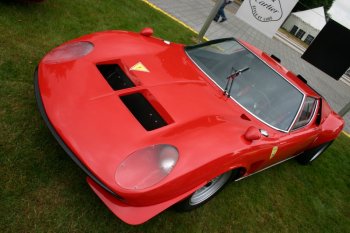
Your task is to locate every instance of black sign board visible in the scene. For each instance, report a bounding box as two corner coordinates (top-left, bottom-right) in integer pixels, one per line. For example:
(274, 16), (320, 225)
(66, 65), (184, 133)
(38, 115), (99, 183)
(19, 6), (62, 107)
(301, 19), (350, 80)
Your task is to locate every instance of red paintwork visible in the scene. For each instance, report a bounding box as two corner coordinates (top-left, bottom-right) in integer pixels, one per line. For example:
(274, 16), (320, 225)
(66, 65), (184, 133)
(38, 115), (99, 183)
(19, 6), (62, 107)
(140, 27), (154, 37)
(244, 126), (261, 141)
(37, 29), (344, 225)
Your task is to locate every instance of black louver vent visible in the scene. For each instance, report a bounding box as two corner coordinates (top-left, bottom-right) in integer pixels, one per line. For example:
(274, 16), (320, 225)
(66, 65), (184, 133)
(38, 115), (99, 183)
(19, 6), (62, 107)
(120, 93), (168, 131)
(297, 74), (308, 84)
(97, 64), (135, 90)
(270, 54), (281, 63)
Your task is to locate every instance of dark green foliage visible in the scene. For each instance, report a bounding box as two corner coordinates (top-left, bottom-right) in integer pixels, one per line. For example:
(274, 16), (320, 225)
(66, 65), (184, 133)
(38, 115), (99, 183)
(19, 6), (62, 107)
(297, 0), (334, 11)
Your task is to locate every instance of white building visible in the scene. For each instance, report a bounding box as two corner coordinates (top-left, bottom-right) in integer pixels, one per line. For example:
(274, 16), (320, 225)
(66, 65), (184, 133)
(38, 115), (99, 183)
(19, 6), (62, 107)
(282, 7), (326, 45)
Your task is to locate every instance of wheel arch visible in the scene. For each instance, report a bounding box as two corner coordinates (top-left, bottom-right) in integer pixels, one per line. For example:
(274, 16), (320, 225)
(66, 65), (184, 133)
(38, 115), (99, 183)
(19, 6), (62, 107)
(228, 166), (247, 181)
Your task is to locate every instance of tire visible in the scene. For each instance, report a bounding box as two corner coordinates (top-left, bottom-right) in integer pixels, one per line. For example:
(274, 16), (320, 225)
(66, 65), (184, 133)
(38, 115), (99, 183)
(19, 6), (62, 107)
(297, 141), (333, 165)
(175, 170), (232, 211)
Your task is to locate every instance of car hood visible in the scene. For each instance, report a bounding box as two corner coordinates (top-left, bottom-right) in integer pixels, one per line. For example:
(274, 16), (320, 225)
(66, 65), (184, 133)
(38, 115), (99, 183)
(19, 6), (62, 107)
(38, 31), (268, 194)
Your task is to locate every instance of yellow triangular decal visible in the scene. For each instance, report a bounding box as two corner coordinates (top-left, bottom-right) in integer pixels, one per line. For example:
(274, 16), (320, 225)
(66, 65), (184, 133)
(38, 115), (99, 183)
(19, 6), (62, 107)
(129, 62), (150, 72)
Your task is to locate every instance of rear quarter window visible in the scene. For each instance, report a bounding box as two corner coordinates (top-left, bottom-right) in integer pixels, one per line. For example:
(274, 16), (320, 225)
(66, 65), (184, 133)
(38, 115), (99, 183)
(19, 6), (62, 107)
(292, 97), (317, 130)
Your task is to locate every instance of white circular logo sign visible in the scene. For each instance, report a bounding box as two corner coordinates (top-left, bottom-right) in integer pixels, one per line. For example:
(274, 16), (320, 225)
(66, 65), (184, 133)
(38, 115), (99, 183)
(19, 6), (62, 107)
(249, 0), (283, 22)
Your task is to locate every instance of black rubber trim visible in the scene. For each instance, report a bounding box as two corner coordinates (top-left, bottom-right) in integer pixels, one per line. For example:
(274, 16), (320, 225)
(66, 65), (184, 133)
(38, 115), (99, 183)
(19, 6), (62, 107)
(34, 67), (122, 200)
(185, 37), (235, 51)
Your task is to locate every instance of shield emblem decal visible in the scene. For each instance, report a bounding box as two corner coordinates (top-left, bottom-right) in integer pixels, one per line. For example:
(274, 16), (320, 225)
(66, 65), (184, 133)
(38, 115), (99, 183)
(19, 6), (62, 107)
(249, 0), (283, 22)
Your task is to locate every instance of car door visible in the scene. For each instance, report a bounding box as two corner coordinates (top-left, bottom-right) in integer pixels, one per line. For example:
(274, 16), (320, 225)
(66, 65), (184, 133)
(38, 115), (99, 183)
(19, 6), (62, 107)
(260, 96), (320, 168)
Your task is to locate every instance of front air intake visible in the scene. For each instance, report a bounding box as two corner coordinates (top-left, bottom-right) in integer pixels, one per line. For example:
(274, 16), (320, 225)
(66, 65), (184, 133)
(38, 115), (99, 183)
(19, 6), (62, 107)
(120, 93), (168, 131)
(97, 64), (135, 90)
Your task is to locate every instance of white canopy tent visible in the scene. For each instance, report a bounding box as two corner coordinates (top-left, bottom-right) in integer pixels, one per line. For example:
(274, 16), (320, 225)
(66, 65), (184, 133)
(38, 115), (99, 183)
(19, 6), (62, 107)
(282, 7), (326, 44)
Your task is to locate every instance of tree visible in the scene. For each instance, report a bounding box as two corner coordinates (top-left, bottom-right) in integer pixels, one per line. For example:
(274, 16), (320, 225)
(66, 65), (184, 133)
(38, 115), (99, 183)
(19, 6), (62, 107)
(294, 0), (334, 12)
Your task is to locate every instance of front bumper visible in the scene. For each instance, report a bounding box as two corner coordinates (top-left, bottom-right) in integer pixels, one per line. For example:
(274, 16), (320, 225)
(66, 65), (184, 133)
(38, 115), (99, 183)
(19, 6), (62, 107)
(87, 177), (203, 225)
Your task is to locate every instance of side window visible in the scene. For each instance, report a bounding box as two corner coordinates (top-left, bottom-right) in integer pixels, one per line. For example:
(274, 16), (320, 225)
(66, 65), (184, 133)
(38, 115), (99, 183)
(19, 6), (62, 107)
(295, 29), (306, 39)
(290, 25), (298, 35)
(292, 97), (317, 130)
(304, 34), (315, 45)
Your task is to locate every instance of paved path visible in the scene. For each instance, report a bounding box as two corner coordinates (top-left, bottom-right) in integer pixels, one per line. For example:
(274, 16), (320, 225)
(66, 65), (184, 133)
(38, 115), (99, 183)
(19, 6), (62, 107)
(274, 31), (306, 54)
(147, 0), (350, 133)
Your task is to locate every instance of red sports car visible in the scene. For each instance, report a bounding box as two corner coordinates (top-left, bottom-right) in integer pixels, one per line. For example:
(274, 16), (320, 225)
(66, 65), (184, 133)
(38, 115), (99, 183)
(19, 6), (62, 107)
(34, 28), (344, 225)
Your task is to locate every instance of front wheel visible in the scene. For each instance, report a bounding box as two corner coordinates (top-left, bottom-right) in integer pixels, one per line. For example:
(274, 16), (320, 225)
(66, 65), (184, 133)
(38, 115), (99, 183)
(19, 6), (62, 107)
(175, 170), (232, 211)
(297, 141), (333, 165)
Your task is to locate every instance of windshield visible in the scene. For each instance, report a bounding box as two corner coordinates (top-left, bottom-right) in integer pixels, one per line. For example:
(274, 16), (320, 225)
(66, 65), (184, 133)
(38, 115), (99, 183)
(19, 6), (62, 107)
(186, 39), (304, 131)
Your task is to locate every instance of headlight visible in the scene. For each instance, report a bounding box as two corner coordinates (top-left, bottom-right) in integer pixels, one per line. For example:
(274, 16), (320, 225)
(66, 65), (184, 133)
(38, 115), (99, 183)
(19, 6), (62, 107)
(42, 41), (94, 64)
(115, 144), (179, 190)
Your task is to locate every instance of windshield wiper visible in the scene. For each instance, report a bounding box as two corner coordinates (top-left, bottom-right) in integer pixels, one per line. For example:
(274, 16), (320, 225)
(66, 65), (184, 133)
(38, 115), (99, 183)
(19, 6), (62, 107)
(223, 67), (250, 97)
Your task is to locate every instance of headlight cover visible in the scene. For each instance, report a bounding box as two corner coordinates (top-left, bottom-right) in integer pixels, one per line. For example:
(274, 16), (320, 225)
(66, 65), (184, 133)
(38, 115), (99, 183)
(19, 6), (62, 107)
(116, 144), (179, 190)
(42, 41), (94, 64)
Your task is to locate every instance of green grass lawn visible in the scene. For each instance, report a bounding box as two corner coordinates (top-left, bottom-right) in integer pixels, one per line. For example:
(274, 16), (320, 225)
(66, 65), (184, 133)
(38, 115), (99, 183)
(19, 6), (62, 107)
(1, 0), (349, 232)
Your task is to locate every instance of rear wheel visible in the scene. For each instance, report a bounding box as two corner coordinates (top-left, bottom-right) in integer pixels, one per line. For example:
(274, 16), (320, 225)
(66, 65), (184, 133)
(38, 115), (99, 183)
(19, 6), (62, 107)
(175, 170), (232, 211)
(297, 141), (333, 165)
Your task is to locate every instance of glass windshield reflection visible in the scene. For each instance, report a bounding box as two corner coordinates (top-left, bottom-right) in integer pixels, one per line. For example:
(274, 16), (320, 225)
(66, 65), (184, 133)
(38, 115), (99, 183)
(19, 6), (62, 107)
(186, 39), (303, 131)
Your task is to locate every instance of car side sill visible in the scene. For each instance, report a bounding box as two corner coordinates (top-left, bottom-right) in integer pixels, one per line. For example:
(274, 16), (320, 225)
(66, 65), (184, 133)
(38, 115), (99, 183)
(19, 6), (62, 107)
(235, 153), (302, 182)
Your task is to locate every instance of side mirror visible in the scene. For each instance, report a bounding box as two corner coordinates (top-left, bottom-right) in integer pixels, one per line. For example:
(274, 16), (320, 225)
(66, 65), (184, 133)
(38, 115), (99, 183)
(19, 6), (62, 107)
(140, 27), (153, 37)
(244, 126), (261, 141)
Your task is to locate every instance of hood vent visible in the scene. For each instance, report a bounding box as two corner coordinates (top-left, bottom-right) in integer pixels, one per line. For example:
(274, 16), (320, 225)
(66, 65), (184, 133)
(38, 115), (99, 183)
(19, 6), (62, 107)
(120, 93), (168, 131)
(97, 64), (135, 90)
